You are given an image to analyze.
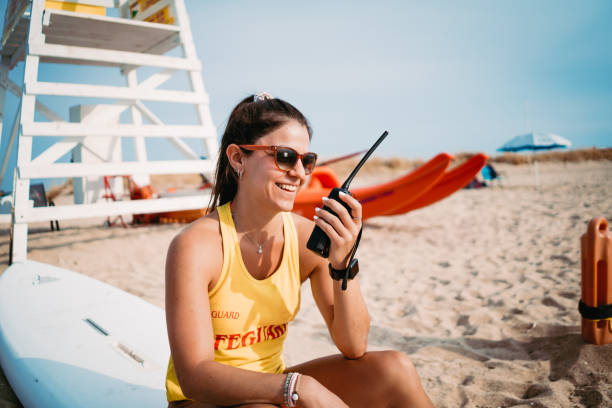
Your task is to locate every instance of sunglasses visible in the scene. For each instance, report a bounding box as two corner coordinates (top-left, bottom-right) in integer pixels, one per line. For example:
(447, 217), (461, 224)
(239, 145), (318, 175)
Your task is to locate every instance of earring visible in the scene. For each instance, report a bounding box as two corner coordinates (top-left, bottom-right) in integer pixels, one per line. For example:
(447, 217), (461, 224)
(237, 169), (243, 179)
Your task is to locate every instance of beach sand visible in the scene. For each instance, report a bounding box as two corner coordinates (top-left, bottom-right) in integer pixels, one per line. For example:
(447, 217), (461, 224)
(1, 160), (611, 407)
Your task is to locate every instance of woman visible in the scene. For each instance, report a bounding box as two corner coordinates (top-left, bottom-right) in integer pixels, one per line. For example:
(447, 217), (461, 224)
(165, 93), (434, 407)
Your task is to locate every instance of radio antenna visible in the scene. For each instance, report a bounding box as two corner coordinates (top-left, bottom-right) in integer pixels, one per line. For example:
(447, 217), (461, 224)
(341, 130), (389, 189)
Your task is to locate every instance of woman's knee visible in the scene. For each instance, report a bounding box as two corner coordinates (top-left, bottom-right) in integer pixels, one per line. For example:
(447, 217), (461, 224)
(367, 350), (420, 389)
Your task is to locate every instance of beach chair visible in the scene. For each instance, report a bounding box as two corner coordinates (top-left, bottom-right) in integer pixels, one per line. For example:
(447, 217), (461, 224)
(29, 183), (60, 231)
(127, 176), (161, 225)
(102, 176), (128, 228)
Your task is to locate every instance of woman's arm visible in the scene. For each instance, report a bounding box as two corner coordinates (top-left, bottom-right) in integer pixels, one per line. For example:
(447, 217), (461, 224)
(295, 194), (370, 358)
(166, 218), (347, 407)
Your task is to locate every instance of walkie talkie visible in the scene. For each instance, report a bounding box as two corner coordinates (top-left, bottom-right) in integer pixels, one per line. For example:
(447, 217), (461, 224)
(306, 130), (389, 257)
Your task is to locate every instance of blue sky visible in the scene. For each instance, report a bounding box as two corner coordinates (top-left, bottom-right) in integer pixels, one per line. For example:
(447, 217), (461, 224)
(1, 0), (611, 191)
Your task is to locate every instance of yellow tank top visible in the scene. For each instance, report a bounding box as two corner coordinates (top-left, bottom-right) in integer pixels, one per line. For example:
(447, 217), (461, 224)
(165, 202), (302, 401)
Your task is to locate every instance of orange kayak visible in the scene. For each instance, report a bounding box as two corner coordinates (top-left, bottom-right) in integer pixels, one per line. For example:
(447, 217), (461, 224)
(292, 153), (453, 220)
(384, 153), (488, 215)
(156, 208), (208, 224)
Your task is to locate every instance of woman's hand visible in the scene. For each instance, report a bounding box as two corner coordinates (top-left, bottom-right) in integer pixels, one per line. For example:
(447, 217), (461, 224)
(297, 375), (349, 408)
(314, 191), (362, 269)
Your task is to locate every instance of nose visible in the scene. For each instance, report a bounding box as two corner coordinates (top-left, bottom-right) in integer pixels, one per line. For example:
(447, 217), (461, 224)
(288, 157), (307, 183)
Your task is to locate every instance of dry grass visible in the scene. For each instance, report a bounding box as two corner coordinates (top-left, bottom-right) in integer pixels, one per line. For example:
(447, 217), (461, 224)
(328, 147), (612, 175)
(150, 173), (206, 192)
(46, 178), (73, 201)
(491, 147), (612, 165)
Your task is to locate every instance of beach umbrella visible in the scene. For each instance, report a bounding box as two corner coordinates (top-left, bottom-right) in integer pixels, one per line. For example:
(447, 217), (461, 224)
(497, 132), (571, 186)
(498, 132), (571, 152)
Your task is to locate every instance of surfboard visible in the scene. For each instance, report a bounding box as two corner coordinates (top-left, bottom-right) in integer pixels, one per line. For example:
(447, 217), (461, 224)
(0, 261), (170, 407)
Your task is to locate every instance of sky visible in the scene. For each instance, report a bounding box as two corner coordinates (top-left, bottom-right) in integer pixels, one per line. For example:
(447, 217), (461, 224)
(0, 0), (611, 192)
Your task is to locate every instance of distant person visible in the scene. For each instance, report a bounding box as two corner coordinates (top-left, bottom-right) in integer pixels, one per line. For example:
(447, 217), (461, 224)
(481, 162), (502, 186)
(464, 177), (486, 189)
(164, 93), (434, 407)
(482, 163), (498, 179)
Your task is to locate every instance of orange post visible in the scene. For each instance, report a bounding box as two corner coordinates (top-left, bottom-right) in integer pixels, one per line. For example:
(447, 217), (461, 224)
(580, 217), (612, 345)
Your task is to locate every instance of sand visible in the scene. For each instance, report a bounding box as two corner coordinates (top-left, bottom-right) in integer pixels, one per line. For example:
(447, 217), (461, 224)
(1, 160), (611, 407)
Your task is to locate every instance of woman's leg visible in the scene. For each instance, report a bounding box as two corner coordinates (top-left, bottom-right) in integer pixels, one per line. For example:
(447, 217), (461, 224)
(286, 350), (434, 408)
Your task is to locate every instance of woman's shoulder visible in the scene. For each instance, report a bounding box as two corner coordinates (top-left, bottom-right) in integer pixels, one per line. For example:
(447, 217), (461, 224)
(167, 210), (223, 271)
(175, 210), (220, 243)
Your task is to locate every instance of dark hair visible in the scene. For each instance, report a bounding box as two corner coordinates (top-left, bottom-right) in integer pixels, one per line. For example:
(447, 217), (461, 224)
(208, 94), (312, 211)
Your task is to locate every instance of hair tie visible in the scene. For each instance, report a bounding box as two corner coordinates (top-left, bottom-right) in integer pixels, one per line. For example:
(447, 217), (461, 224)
(253, 91), (273, 102)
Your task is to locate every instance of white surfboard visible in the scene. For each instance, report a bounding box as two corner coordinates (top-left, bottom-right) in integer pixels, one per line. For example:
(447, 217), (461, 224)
(0, 261), (170, 407)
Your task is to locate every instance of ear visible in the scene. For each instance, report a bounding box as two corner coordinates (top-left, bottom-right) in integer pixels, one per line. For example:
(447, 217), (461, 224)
(226, 144), (245, 173)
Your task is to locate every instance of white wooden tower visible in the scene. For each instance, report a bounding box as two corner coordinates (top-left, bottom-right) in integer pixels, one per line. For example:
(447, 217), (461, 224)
(0, 0), (218, 263)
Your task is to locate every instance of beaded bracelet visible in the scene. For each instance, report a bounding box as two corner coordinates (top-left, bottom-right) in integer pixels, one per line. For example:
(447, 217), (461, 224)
(283, 372), (300, 407)
(283, 373), (292, 407)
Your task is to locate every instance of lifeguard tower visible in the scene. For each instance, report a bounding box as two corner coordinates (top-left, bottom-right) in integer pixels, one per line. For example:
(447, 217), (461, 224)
(0, 0), (218, 263)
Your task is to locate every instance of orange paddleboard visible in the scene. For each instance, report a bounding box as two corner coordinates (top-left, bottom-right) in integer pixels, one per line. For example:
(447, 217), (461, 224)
(384, 153), (488, 215)
(292, 153), (453, 220)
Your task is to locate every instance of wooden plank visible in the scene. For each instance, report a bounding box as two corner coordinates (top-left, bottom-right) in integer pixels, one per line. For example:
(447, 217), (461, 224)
(64, 0), (116, 7)
(42, 8), (180, 54)
(15, 194), (211, 222)
(30, 43), (199, 70)
(143, 34), (181, 56)
(18, 159), (215, 178)
(5, 76), (67, 122)
(21, 122), (215, 138)
(27, 81), (206, 103)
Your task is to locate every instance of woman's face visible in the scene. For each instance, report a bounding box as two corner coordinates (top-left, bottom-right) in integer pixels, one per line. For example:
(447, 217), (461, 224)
(240, 120), (311, 213)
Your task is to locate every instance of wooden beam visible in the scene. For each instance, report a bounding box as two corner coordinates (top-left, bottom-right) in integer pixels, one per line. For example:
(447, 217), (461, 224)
(15, 194), (211, 222)
(29, 43), (199, 70)
(18, 159), (215, 178)
(27, 81), (207, 103)
(21, 122), (215, 138)
(7, 78), (67, 122)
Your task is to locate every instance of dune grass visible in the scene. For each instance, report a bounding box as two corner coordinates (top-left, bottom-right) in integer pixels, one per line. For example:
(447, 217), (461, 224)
(327, 147), (611, 175)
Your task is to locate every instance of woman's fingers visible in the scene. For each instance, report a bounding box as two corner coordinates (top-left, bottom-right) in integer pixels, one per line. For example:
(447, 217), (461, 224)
(338, 191), (362, 222)
(321, 194), (361, 233)
(315, 206), (353, 242)
(314, 211), (342, 243)
(314, 191), (364, 263)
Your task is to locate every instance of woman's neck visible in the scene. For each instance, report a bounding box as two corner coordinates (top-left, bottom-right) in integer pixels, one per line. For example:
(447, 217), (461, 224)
(230, 194), (283, 238)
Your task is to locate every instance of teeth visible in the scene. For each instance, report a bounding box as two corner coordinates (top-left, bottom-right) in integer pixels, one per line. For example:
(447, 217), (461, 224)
(277, 183), (297, 192)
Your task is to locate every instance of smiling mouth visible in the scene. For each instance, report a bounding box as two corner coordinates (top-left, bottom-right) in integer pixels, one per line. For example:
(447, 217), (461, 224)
(276, 183), (298, 193)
